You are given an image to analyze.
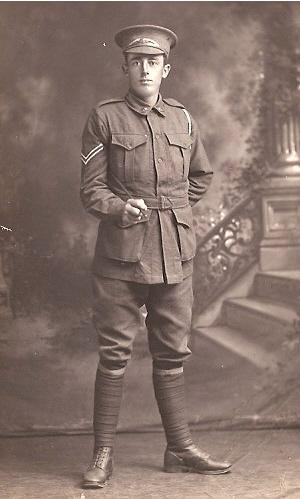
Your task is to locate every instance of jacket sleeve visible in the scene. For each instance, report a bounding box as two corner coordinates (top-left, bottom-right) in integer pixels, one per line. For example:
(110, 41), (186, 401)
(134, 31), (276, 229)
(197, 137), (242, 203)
(188, 115), (213, 207)
(80, 107), (126, 221)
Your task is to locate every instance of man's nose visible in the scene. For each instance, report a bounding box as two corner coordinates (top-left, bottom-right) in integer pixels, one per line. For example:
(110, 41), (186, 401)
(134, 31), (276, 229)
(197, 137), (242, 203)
(141, 60), (149, 74)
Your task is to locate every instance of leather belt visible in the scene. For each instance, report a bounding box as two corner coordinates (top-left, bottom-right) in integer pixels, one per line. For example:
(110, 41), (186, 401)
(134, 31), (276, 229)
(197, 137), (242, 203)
(143, 196), (189, 209)
(120, 195), (189, 210)
(110, 173), (189, 210)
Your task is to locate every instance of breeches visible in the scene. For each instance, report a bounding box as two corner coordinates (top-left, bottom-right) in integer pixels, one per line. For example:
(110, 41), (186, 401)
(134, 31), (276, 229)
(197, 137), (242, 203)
(92, 274), (193, 371)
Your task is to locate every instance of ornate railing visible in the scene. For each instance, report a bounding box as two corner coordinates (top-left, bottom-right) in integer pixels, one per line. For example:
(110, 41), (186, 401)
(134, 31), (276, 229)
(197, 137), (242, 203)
(193, 194), (262, 313)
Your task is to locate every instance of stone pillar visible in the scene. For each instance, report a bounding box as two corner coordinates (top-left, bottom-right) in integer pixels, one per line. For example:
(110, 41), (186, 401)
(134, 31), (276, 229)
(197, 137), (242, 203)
(259, 51), (300, 271)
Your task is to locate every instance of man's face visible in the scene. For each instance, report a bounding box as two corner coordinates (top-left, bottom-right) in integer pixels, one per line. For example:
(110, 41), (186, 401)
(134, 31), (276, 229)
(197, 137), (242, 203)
(123, 53), (171, 101)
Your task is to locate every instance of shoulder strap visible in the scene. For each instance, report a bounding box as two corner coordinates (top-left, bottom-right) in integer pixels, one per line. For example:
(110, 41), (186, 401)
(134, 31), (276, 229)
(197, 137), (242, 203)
(163, 98), (192, 135)
(96, 98), (125, 109)
(163, 97), (185, 109)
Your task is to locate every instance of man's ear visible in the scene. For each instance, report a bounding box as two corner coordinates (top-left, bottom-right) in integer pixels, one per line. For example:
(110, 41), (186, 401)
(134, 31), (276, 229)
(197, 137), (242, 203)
(122, 63), (128, 75)
(162, 63), (171, 79)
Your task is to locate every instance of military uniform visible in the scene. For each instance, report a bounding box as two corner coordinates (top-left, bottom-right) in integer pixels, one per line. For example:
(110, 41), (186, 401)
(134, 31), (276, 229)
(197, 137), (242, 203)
(81, 91), (212, 284)
(81, 25), (231, 489)
(81, 90), (212, 369)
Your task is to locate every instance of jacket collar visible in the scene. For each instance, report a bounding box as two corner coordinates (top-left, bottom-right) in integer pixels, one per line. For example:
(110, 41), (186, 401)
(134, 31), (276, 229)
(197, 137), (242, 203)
(125, 91), (166, 117)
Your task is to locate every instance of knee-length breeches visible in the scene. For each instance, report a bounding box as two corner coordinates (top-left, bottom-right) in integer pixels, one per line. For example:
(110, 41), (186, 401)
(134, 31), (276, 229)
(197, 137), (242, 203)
(92, 274), (193, 370)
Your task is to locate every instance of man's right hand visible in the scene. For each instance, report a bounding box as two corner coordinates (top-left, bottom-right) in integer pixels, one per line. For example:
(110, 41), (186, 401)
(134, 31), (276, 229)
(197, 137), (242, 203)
(121, 198), (148, 226)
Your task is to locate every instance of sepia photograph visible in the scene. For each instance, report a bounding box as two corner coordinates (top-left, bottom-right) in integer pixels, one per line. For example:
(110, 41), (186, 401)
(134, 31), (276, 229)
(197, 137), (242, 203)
(0, 1), (300, 497)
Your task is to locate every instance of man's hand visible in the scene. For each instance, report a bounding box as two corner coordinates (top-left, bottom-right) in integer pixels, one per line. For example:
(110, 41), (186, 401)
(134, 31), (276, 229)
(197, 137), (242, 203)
(121, 198), (148, 226)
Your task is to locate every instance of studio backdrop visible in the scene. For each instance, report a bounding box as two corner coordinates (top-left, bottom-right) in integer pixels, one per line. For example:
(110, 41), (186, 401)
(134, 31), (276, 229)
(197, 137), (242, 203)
(0, 1), (292, 435)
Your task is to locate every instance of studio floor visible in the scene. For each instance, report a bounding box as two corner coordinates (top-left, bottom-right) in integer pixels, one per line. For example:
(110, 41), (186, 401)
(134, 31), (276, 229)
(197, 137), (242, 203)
(0, 429), (300, 499)
(1, 307), (300, 498)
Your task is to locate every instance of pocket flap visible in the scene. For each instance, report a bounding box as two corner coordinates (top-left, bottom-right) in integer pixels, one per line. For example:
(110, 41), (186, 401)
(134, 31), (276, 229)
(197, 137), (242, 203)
(97, 218), (149, 262)
(165, 133), (193, 149)
(111, 134), (148, 150)
(172, 206), (193, 228)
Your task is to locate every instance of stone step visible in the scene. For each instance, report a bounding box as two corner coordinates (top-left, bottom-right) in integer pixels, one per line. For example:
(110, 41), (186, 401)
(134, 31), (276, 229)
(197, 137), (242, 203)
(223, 297), (298, 347)
(193, 325), (278, 371)
(253, 271), (300, 306)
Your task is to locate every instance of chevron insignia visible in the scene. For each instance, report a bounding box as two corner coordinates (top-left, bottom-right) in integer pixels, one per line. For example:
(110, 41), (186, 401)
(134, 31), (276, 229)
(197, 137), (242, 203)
(81, 143), (104, 165)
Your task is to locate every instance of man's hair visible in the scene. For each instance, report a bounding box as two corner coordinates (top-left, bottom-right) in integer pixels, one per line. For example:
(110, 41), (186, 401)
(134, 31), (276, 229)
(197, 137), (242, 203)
(124, 53), (168, 65)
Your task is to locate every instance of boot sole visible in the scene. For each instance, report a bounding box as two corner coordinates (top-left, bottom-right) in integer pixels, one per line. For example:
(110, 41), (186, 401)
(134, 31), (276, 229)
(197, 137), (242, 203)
(164, 465), (231, 475)
(82, 480), (107, 489)
(82, 471), (112, 488)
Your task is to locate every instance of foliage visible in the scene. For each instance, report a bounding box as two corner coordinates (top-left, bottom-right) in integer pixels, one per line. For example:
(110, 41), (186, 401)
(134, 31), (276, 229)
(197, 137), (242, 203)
(220, 4), (299, 210)
(194, 4), (300, 236)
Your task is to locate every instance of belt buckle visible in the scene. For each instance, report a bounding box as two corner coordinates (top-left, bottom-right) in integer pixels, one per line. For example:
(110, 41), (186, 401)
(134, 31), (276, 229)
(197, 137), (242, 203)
(159, 195), (171, 210)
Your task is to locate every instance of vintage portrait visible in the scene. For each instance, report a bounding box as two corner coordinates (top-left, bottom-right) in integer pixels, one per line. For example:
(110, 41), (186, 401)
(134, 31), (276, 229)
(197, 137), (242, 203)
(0, 2), (300, 498)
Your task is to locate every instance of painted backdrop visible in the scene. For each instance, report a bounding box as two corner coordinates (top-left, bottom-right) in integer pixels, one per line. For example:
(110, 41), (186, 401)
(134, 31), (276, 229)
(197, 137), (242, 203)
(1, 2), (298, 434)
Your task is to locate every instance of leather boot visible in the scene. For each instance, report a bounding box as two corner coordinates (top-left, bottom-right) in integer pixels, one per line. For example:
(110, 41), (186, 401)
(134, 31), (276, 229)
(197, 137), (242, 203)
(164, 444), (231, 475)
(82, 446), (113, 488)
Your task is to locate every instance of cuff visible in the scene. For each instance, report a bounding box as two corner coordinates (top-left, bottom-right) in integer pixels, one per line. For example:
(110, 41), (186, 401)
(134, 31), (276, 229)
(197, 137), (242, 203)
(153, 366), (184, 376)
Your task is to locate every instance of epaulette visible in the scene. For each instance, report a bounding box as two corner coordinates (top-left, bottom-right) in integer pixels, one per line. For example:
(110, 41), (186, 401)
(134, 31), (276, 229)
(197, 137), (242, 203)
(95, 98), (125, 109)
(163, 97), (185, 109)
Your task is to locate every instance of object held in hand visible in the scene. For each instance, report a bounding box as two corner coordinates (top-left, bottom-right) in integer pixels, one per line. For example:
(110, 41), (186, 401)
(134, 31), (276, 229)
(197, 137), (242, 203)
(138, 208), (148, 221)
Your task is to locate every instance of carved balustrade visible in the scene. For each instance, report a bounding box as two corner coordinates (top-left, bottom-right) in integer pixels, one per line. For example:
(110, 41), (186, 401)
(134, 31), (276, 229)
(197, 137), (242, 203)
(193, 195), (262, 313)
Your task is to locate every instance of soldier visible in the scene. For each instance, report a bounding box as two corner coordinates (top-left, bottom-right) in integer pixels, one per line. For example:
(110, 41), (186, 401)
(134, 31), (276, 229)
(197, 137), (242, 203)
(80, 24), (231, 488)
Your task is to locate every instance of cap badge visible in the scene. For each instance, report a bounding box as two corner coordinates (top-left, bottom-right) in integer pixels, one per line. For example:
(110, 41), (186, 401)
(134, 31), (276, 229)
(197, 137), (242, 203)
(128, 37), (160, 48)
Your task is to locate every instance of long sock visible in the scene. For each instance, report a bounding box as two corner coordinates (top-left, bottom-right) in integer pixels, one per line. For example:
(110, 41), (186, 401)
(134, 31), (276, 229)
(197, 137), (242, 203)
(93, 368), (124, 450)
(153, 370), (193, 451)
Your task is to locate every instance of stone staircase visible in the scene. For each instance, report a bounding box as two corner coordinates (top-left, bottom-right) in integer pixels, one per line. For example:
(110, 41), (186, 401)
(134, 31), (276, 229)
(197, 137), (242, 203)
(194, 270), (300, 370)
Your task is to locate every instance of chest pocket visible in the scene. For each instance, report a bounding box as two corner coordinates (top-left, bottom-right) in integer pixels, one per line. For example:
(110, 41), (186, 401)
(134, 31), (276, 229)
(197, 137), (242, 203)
(111, 133), (148, 182)
(165, 133), (193, 179)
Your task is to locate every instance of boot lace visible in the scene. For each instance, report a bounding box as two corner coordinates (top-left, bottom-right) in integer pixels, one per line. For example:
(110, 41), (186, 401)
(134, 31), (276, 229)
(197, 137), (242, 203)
(90, 446), (111, 469)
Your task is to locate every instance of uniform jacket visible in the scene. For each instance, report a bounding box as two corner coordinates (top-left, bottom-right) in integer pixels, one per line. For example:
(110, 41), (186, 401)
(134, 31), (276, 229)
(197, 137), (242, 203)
(80, 91), (213, 284)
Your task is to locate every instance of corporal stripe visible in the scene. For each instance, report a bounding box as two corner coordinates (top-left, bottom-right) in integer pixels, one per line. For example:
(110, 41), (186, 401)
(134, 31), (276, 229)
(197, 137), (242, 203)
(81, 143), (104, 165)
